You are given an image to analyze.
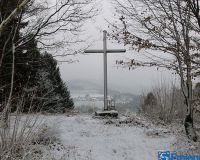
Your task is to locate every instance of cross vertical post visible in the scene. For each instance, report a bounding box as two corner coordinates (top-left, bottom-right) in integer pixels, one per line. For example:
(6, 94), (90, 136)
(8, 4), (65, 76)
(103, 31), (108, 110)
(84, 30), (126, 112)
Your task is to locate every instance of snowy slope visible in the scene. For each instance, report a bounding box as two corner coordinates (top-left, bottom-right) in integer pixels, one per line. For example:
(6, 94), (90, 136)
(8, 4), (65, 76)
(47, 115), (175, 160)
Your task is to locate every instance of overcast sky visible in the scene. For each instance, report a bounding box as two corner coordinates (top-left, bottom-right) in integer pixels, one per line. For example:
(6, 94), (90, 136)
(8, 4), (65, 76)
(58, 0), (177, 95)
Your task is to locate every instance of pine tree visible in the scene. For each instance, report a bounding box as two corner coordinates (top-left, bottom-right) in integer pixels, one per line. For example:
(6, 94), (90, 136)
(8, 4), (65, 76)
(0, 0), (74, 113)
(0, 0), (26, 110)
(36, 52), (74, 113)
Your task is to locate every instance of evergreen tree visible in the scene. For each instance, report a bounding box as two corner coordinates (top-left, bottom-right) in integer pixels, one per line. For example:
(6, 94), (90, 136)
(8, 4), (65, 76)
(36, 52), (74, 113)
(0, 0), (74, 113)
(0, 0), (26, 110)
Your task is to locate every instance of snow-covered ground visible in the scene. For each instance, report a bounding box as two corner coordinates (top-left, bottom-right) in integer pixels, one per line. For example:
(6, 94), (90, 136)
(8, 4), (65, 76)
(46, 114), (175, 160)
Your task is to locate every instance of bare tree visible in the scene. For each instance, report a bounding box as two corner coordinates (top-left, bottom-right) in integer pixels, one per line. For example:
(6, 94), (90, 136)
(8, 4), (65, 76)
(0, 0), (97, 127)
(0, 0), (31, 35)
(0, 2), (97, 159)
(185, 0), (200, 29)
(110, 0), (200, 141)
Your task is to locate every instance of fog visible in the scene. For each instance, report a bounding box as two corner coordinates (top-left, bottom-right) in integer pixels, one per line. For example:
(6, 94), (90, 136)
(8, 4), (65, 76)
(58, 0), (177, 95)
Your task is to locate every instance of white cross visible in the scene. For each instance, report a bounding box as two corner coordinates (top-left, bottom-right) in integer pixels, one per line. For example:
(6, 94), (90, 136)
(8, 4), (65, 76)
(84, 30), (126, 111)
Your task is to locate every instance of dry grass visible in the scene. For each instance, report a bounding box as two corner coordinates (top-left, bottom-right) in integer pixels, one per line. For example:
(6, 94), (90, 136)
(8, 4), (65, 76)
(140, 81), (186, 123)
(0, 95), (46, 160)
(0, 114), (44, 160)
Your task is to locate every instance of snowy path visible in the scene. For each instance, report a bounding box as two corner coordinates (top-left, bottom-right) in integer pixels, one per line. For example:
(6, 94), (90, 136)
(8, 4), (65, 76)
(50, 115), (175, 160)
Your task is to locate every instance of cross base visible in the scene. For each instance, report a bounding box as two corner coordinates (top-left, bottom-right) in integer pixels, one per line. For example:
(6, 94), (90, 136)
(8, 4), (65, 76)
(95, 110), (118, 117)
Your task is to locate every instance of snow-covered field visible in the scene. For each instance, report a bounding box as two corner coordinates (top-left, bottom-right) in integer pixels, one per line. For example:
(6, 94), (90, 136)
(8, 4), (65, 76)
(46, 114), (175, 160)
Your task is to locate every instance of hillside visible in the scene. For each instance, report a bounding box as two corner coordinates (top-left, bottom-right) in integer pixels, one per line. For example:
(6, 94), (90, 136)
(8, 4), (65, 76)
(67, 80), (140, 113)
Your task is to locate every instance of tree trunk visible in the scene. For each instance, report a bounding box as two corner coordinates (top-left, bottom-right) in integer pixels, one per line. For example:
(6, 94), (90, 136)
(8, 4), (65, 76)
(184, 114), (197, 141)
(184, 54), (197, 141)
(0, 0), (30, 35)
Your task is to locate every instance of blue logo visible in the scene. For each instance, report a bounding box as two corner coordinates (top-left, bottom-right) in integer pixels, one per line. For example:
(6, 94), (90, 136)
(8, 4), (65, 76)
(158, 151), (200, 160)
(158, 151), (170, 160)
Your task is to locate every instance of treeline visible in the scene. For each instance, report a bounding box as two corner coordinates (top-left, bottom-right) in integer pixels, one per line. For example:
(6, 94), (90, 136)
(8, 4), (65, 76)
(0, 0), (74, 113)
(0, 1), (95, 159)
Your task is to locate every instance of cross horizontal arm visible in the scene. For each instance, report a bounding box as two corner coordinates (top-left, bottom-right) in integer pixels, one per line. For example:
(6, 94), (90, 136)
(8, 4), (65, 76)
(84, 49), (126, 53)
